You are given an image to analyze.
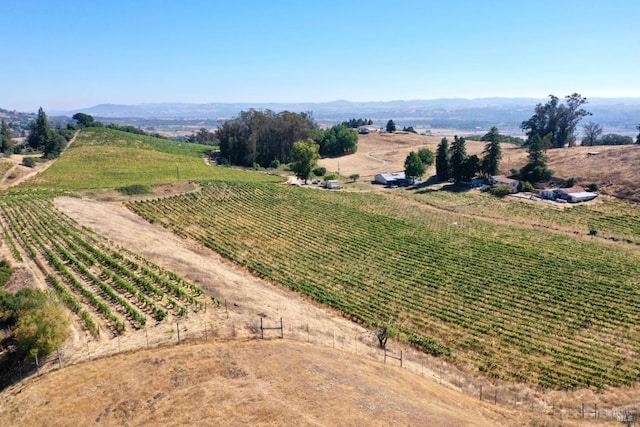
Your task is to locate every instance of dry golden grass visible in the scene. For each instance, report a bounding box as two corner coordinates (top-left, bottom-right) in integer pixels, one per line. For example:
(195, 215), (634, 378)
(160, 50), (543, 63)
(0, 339), (604, 427)
(321, 133), (639, 202)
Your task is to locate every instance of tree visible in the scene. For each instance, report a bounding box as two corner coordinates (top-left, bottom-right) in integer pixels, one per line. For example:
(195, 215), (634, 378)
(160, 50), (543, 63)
(0, 119), (14, 154)
(318, 125), (358, 156)
(386, 120), (396, 133)
(416, 148), (434, 168)
(449, 136), (467, 182)
(636, 124), (640, 144)
(72, 112), (95, 128)
(404, 151), (425, 183)
(349, 173), (360, 182)
(581, 122), (603, 146)
(435, 137), (450, 181)
(520, 134), (553, 182)
(27, 107), (53, 152)
(402, 126), (417, 133)
(521, 93), (590, 148)
(460, 154), (480, 181)
(481, 126), (502, 177)
(13, 290), (69, 357)
(290, 139), (320, 184)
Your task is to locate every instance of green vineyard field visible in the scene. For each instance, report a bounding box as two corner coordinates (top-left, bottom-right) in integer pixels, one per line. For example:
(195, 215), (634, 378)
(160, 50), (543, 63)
(128, 181), (640, 389)
(0, 193), (211, 335)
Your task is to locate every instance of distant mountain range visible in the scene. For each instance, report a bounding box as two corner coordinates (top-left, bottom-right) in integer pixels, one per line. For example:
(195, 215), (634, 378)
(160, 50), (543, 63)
(52, 98), (640, 135)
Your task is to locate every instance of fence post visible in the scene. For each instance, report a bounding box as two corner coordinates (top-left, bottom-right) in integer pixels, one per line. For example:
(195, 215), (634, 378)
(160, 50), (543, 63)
(35, 353), (40, 376)
(280, 318), (283, 339)
(176, 322), (181, 344)
(400, 350), (403, 368)
(57, 348), (62, 369)
(479, 385), (483, 401)
(494, 389), (497, 405)
(260, 317), (263, 339)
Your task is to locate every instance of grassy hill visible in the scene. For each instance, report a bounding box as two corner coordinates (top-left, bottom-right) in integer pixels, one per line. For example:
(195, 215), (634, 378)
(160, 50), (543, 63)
(23, 127), (282, 190)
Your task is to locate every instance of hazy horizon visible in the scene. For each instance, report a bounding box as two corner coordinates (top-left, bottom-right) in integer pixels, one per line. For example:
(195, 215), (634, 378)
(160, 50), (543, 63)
(4, 1), (640, 112)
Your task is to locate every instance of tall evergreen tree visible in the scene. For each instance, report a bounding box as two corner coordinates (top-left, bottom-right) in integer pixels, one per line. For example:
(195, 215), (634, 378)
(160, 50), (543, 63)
(0, 119), (14, 154)
(481, 126), (502, 177)
(386, 120), (396, 133)
(520, 134), (553, 182)
(449, 136), (467, 182)
(27, 107), (53, 152)
(435, 137), (450, 181)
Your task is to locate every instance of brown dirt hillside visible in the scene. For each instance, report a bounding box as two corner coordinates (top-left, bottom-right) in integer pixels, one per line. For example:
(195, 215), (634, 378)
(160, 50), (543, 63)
(319, 133), (639, 202)
(0, 339), (597, 427)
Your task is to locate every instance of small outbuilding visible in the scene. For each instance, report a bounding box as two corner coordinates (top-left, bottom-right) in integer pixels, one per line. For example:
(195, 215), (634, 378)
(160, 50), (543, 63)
(325, 179), (340, 190)
(374, 172), (406, 186)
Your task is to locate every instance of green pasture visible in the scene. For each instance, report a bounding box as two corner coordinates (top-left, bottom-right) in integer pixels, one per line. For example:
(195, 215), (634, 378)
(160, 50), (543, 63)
(22, 128), (282, 190)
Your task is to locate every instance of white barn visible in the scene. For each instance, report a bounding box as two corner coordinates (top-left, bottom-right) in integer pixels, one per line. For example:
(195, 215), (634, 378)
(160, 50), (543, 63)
(374, 172), (406, 186)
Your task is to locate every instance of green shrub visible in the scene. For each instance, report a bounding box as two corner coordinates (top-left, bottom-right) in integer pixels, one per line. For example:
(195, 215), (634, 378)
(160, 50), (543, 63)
(116, 184), (151, 195)
(323, 173), (339, 181)
(22, 157), (37, 168)
(269, 159), (280, 169)
(489, 185), (512, 197)
(564, 177), (578, 187)
(313, 166), (327, 177)
(586, 183), (598, 192)
(520, 181), (534, 192)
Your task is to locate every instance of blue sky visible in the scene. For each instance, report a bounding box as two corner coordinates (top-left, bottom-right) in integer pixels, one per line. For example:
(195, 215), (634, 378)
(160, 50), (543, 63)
(3, 0), (640, 112)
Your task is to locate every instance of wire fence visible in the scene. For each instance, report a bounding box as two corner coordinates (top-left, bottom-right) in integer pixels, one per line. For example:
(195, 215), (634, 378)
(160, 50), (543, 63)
(4, 316), (640, 424)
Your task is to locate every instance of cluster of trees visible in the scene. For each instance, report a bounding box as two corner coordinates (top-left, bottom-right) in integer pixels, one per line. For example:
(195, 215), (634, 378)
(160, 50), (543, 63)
(217, 109), (318, 167)
(435, 127), (502, 182)
(340, 118), (373, 128)
(26, 108), (73, 159)
(521, 93), (590, 148)
(404, 148), (434, 182)
(187, 128), (217, 145)
(0, 288), (69, 358)
(317, 125), (358, 156)
(581, 122), (637, 146)
(217, 109), (358, 168)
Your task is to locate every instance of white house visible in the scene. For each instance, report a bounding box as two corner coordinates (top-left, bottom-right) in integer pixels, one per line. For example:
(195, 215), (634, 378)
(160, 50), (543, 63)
(490, 175), (520, 193)
(374, 172), (406, 186)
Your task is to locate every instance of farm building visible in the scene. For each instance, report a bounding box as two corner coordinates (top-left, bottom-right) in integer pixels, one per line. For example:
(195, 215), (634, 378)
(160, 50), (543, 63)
(325, 179), (340, 190)
(490, 175), (520, 193)
(540, 187), (598, 203)
(374, 172), (406, 186)
(555, 187), (597, 203)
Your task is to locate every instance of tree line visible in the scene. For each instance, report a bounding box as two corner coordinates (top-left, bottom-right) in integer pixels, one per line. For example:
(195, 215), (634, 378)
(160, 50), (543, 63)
(434, 127), (503, 183)
(217, 109), (357, 168)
